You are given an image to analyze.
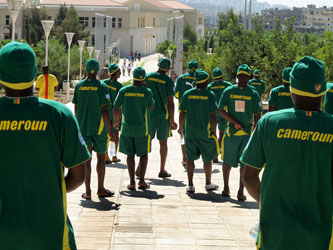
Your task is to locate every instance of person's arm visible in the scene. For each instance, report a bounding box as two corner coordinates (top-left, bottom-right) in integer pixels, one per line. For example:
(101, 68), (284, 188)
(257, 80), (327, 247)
(178, 110), (186, 135)
(65, 163), (85, 192)
(101, 105), (114, 139)
(167, 96), (177, 130)
(243, 166), (262, 202)
(218, 109), (243, 130)
(253, 113), (261, 129)
(113, 107), (121, 130)
(74, 104), (77, 117)
(210, 112), (217, 136)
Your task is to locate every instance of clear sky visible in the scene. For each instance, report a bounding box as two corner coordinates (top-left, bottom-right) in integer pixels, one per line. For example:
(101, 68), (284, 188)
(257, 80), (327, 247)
(258, 0), (331, 8)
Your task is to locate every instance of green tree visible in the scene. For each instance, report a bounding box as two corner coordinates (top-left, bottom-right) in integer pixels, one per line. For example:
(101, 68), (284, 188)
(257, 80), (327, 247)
(55, 4), (68, 26)
(25, 7), (49, 45)
(184, 22), (197, 46)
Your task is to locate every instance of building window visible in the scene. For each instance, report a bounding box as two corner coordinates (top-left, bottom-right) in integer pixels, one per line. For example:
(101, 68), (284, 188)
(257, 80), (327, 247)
(198, 17), (203, 25)
(92, 17), (95, 27)
(137, 18), (139, 28)
(143, 18), (145, 27)
(118, 18), (122, 28)
(5, 15), (10, 25)
(153, 18), (155, 26)
(91, 35), (95, 46)
(79, 17), (89, 27)
(134, 3), (140, 12)
(104, 17), (106, 28)
(112, 17), (116, 28)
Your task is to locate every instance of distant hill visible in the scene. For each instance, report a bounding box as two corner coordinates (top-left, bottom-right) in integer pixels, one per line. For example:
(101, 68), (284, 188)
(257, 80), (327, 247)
(179, 0), (289, 15)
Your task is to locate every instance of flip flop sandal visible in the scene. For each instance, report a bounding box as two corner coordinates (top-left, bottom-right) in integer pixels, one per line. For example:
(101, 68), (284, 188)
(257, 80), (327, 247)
(127, 184), (136, 191)
(97, 189), (115, 198)
(138, 182), (150, 190)
(181, 161), (187, 166)
(237, 194), (247, 202)
(158, 171), (171, 178)
(222, 190), (230, 198)
(81, 193), (91, 200)
(186, 186), (195, 193)
(205, 183), (219, 191)
(111, 157), (121, 163)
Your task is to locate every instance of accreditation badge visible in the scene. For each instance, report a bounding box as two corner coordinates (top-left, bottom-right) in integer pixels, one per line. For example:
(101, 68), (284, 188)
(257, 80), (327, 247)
(235, 100), (245, 112)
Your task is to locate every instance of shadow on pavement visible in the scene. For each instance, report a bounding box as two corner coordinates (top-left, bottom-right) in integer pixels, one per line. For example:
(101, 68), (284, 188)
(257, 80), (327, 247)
(79, 199), (121, 211)
(106, 163), (127, 169)
(147, 178), (186, 187)
(193, 168), (220, 174)
(187, 191), (259, 209)
(120, 190), (165, 200)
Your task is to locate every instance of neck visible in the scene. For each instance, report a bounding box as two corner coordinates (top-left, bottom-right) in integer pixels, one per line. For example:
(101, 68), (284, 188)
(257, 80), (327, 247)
(110, 76), (118, 81)
(238, 83), (247, 88)
(5, 86), (34, 98)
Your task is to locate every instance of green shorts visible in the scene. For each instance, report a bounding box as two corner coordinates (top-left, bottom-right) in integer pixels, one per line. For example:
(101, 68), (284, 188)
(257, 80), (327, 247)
(185, 137), (219, 163)
(151, 117), (171, 141)
(83, 133), (108, 154)
(217, 115), (227, 132)
(119, 135), (151, 156)
(221, 134), (250, 167)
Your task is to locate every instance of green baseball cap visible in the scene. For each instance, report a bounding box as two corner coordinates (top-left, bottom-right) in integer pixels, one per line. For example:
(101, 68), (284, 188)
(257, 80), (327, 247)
(158, 58), (171, 71)
(290, 56), (326, 97)
(188, 60), (199, 71)
(253, 69), (260, 76)
(86, 59), (99, 74)
(109, 63), (120, 75)
(194, 69), (209, 84)
(212, 67), (223, 79)
(0, 41), (37, 90)
(133, 67), (146, 81)
(282, 67), (292, 83)
(237, 64), (252, 76)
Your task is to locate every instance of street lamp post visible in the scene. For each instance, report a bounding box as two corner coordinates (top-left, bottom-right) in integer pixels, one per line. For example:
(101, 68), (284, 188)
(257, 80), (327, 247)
(207, 47), (213, 56)
(87, 46), (94, 59)
(7, 0), (23, 41)
(117, 39), (121, 58)
(95, 49), (100, 60)
(65, 32), (75, 101)
(78, 40), (86, 80)
(106, 46), (112, 65)
(41, 20), (54, 66)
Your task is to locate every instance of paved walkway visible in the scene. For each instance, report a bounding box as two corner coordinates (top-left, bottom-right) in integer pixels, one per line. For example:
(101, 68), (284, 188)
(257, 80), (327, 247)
(66, 54), (259, 250)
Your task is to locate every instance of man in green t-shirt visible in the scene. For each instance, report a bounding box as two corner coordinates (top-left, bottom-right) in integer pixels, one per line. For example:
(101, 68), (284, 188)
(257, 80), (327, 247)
(248, 69), (265, 100)
(0, 42), (91, 250)
(269, 67), (294, 111)
(178, 70), (219, 193)
(241, 56), (333, 250)
(113, 67), (155, 190)
(218, 64), (262, 201)
(324, 82), (333, 114)
(208, 67), (232, 163)
(146, 58), (177, 178)
(73, 59), (114, 200)
(102, 63), (123, 163)
(175, 60), (198, 167)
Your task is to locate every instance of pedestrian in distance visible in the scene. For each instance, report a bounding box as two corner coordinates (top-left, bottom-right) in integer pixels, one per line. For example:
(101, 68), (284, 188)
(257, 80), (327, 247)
(208, 67), (232, 163)
(241, 56), (333, 250)
(269, 67), (294, 111)
(127, 63), (132, 76)
(248, 69), (265, 100)
(35, 65), (59, 100)
(178, 69), (220, 193)
(102, 63), (123, 164)
(0, 41), (91, 250)
(121, 61), (126, 76)
(73, 59), (115, 200)
(175, 60), (199, 167)
(113, 67), (155, 190)
(217, 64), (262, 201)
(144, 58), (177, 178)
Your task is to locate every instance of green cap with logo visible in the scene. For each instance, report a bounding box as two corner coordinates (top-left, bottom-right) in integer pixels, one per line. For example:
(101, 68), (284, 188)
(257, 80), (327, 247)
(290, 56), (326, 97)
(109, 63), (120, 75)
(158, 58), (171, 71)
(237, 64), (251, 76)
(282, 67), (292, 83)
(133, 67), (146, 81)
(194, 69), (209, 84)
(86, 59), (99, 74)
(0, 41), (37, 90)
(212, 67), (223, 79)
(188, 60), (199, 71)
(253, 69), (260, 76)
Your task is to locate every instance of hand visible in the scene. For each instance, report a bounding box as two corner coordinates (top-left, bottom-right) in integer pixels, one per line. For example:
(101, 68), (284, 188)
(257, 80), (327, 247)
(171, 120), (178, 130)
(178, 127), (183, 135)
(234, 123), (244, 130)
(109, 132), (116, 142)
(113, 121), (119, 131)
